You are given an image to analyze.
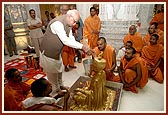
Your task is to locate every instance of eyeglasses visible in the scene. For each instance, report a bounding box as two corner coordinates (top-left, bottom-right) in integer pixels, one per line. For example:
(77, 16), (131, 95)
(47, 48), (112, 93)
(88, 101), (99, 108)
(69, 14), (77, 24)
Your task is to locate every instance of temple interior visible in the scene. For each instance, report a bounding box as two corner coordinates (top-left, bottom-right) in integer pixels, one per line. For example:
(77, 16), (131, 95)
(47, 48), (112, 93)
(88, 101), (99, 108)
(3, 2), (165, 112)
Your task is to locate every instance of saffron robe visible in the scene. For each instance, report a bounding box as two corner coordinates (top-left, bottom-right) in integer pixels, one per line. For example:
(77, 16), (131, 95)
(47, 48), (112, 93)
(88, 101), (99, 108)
(94, 45), (116, 81)
(83, 15), (101, 49)
(123, 32), (143, 55)
(150, 12), (164, 31)
(4, 81), (31, 111)
(143, 29), (164, 46)
(119, 56), (148, 93)
(62, 45), (76, 67)
(141, 44), (164, 83)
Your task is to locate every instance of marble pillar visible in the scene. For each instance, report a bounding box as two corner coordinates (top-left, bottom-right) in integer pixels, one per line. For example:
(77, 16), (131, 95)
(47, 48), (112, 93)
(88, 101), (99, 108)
(76, 4), (93, 22)
(138, 4), (154, 35)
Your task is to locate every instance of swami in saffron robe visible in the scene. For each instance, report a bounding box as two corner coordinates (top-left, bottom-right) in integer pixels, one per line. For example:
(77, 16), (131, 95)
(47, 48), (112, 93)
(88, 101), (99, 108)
(4, 81), (31, 111)
(62, 45), (76, 67)
(83, 15), (101, 49)
(150, 12), (164, 31)
(94, 44), (116, 81)
(143, 29), (164, 46)
(141, 44), (164, 83)
(119, 56), (148, 93)
(123, 32), (143, 56)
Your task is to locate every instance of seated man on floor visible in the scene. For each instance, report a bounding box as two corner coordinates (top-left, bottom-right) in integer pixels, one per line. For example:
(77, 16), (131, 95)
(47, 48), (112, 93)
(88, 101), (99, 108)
(141, 34), (164, 83)
(123, 25), (143, 56)
(22, 78), (70, 111)
(143, 22), (164, 46)
(117, 47), (148, 93)
(93, 37), (117, 81)
(4, 68), (32, 111)
(116, 41), (133, 66)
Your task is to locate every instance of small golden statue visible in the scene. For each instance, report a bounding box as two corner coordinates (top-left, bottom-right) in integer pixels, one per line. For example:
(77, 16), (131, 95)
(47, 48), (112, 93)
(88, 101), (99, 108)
(70, 52), (116, 111)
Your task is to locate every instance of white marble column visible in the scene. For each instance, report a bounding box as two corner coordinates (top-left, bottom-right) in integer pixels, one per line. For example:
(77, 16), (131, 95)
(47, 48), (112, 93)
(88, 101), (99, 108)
(138, 4), (154, 35)
(99, 3), (140, 21)
(76, 4), (93, 21)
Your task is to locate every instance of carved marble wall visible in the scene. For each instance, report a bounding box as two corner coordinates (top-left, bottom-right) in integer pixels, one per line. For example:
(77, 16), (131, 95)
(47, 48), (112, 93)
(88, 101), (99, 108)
(4, 4), (28, 23)
(99, 3), (155, 52)
(4, 4), (41, 50)
(99, 4), (140, 21)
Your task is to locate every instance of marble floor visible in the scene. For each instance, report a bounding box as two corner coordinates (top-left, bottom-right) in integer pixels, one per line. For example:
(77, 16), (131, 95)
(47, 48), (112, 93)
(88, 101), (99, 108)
(3, 51), (165, 113)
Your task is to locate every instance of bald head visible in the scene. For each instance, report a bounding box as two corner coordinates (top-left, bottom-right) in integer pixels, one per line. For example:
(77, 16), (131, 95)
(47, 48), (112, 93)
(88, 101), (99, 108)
(129, 25), (137, 35)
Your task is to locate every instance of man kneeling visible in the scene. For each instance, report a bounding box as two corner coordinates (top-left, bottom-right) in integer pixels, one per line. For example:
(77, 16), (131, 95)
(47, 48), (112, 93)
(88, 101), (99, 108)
(117, 47), (148, 93)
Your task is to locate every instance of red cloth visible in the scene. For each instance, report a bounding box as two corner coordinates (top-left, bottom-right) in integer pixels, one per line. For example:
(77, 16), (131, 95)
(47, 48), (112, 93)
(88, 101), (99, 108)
(4, 58), (46, 81)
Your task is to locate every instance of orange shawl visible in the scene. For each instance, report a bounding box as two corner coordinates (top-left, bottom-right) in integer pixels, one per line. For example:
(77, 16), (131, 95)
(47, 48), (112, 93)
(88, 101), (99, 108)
(143, 30), (164, 46)
(62, 45), (75, 66)
(150, 12), (164, 31)
(83, 15), (101, 49)
(4, 81), (31, 111)
(141, 44), (164, 67)
(94, 45), (115, 81)
(141, 44), (164, 83)
(94, 45), (114, 71)
(123, 32), (143, 53)
(121, 56), (148, 90)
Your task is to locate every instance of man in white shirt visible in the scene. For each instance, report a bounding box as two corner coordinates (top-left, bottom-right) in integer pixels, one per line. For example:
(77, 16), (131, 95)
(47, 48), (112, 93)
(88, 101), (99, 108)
(39, 9), (94, 97)
(116, 41), (133, 66)
(27, 9), (43, 57)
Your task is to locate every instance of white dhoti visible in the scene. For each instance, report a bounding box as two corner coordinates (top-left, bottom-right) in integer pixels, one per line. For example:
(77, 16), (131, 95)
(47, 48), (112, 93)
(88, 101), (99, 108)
(39, 51), (64, 97)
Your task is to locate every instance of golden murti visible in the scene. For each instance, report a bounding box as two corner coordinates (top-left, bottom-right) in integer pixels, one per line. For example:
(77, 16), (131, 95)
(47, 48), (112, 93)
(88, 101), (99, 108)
(70, 52), (116, 111)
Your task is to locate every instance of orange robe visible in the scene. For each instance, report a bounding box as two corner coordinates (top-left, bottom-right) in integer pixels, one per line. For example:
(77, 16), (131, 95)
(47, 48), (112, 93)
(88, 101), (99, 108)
(150, 12), (164, 31)
(143, 29), (164, 46)
(123, 32), (143, 56)
(83, 15), (101, 49)
(143, 33), (151, 46)
(94, 45), (116, 81)
(4, 81), (31, 111)
(120, 56), (148, 93)
(141, 44), (164, 83)
(62, 45), (75, 67)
